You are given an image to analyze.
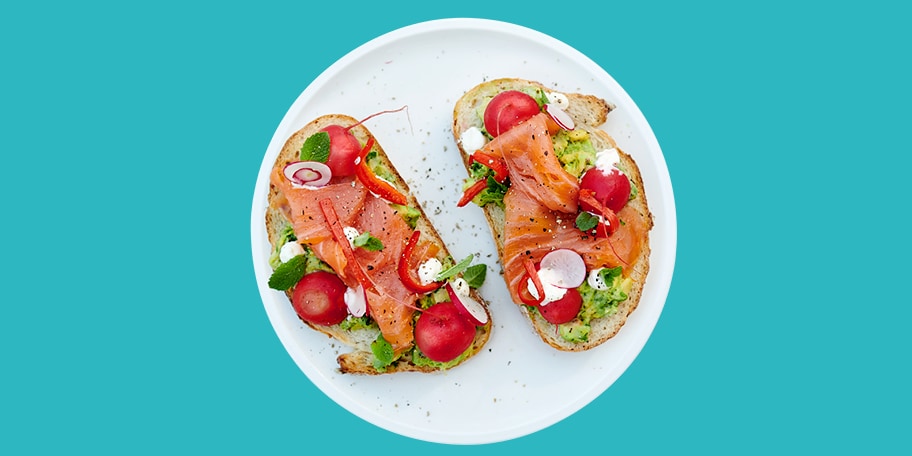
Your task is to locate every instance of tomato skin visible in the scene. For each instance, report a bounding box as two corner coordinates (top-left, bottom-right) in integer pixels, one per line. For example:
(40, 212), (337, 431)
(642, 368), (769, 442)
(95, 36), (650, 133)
(321, 125), (361, 177)
(483, 90), (541, 137)
(291, 271), (349, 326)
(579, 167), (631, 213)
(538, 288), (582, 325)
(415, 302), (475, 363)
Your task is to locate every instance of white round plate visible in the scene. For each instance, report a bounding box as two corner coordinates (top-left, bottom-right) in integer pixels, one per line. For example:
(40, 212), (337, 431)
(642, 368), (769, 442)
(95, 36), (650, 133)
(251, 18), (676, 444)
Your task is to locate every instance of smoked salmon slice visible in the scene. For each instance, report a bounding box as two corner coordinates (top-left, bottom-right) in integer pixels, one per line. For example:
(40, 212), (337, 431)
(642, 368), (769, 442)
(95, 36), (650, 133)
(272, 168), (420, 351)
(270, 168), (368, 286)
(479, 113), (579, 213)
(501, 167), (649, 305)
(352, 195), (418, 353)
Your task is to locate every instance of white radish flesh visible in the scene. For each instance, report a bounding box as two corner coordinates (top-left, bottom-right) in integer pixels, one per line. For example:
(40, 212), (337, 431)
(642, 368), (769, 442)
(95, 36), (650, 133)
(284, 161), (332, 188)
(539, 249), (586, 289)
(446, 283), (488, 326)
(344, 285), (367, 317)
(544, 104), (575, 131)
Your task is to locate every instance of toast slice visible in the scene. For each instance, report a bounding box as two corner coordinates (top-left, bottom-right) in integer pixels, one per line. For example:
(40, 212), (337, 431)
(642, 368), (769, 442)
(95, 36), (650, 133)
(266, 114), (491, 373)
(452, 78), (653, 351)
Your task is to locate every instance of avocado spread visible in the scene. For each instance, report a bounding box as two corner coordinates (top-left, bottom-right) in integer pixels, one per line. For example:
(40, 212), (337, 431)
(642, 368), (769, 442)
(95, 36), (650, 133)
(552, 129), (597, 179)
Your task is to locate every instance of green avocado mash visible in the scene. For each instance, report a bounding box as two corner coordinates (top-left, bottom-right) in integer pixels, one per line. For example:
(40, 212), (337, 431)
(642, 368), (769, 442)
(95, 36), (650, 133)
(462, 162), (509, 208)
(411, 343), (475, 370)
(552, 129), (597, 179)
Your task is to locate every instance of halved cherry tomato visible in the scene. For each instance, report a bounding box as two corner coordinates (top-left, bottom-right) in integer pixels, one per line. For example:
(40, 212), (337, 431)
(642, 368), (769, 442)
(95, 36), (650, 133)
(538, 288), (582, 325)
(355, 137), (408, 205)
(457, 179), (488, 207)
(398, 230), (442, 293)
(580, 167), (631, 213)
(483, 90), (541, 137)
(321, 125), (361, 177)
(414, 301), (475, 362)
(292, 271), (349, 326)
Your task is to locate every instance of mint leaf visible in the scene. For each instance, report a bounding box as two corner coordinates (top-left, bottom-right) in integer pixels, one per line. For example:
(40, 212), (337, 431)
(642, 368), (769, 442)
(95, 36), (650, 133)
(463, 264), (487, 288)
(371, 334), (395, 371)
(300, 131), (330, 163)
(267, 255), (307, 290)
(352, 232), (384, 251)
(435, 255), (474, 281)
(598, 266), (623, 286)
(576, 211), (599, 232)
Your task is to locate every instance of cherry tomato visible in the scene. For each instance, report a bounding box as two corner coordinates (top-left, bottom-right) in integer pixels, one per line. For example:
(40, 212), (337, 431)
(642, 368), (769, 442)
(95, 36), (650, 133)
(579, 167), (631, 213)
(321, 125), (361, 177)
(483, 90), (541, 137)
(291, 271), (349, 326)
(415, 302), (475, 363)
(538, 288), (582, 325)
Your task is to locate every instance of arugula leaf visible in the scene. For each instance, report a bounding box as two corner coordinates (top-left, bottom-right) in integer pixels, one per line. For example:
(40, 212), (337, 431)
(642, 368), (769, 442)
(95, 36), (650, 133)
(267, 255), (307, 290)
(300, 131), (330, 163)
(435, 255), (474, 282)
(576, 211), (599, 232)
(352, 232), (384, 251)
(463, 264), (487, 289)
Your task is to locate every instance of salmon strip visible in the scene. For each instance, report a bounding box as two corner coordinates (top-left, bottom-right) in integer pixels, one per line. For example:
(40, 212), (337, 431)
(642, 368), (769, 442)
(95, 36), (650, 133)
(502, 185), (648, 304)
(273, 169), (423, 351)
(271, 168), (370, 287)
(479, 113), (579, 213)
(352, 195), (419, 353)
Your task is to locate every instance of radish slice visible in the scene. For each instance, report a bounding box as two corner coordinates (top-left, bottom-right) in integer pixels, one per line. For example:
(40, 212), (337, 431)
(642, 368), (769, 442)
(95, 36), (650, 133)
(539, 249), (586, 289)
(344, 285), (367, 317)
(446, 282), (488, 326)
(284, 161), (332, 188)
(544, 103), (575, 131)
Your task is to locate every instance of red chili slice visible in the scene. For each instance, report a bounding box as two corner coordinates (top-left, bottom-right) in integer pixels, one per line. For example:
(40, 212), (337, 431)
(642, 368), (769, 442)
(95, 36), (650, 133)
(457, 179), (488, 207)
(516, 258), (544, 306)
(318, 198), (374, 292)
(578, 188), (620, 238)
(355, 136), (408, 205)
(398, 230), (443, 293)
(470, 151), (509, 183)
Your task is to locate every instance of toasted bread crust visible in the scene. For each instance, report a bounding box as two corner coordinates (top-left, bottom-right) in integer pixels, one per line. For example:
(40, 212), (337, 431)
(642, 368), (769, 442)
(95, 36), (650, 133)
(266, 114), (491, 374)
(452, 79), (652, 351)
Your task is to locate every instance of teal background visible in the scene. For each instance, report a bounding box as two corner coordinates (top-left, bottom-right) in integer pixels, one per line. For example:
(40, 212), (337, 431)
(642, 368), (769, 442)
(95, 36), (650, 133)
(3, 1), (909, 453)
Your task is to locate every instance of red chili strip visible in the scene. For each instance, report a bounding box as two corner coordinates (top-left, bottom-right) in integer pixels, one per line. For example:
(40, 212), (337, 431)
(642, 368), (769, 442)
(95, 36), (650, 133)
(470, 150), (509, 183)
(355, 137), (408, 205)
(398, 230), (443, 293)
(578, 188), (619, 238)
(457, 179), (488, 207)
(318, 198), (374, 291)
(517, 258), (544, 306)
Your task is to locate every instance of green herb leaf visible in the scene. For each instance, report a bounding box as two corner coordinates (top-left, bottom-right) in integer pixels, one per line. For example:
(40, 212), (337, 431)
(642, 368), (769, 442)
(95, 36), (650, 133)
(598, 266), (623, 285)
(300, 131), (330, 163)
(371, 334), (395, 371)
(352, 232), (384, 251)
(575, 211), (599, 232)
(533, 87), (550, 106)
(267, 255), (307, 290)
(463, 264), (487, 289)
(435, 255), (474, 281)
